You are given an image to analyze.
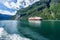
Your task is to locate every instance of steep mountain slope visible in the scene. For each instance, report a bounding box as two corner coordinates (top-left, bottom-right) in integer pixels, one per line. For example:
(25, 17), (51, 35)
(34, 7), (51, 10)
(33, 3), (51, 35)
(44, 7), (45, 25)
(17, 0), (60, 20)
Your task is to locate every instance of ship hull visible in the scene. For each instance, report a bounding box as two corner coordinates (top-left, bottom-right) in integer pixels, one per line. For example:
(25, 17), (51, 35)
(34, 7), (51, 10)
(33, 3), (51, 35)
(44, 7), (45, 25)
(28, 17), (43, 21)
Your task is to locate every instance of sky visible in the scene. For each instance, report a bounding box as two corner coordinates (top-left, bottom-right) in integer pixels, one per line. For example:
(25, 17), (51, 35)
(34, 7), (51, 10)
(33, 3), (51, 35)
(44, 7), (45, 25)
(0, 0), (39, 16)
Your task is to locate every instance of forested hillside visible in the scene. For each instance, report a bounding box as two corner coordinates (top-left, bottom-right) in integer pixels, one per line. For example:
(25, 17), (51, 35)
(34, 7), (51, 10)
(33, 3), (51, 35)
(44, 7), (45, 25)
(16, 0), (60, 20)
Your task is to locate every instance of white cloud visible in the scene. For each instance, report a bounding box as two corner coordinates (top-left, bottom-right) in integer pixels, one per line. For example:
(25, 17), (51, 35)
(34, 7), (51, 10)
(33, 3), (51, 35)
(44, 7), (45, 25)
(3, 0), (23, 10)
(24, 0), (39, 7)
(3, 0), (39, 10)
(4, 2), (11, 9)
(0, 10), (17, 15)
(0, 0), (39, 15)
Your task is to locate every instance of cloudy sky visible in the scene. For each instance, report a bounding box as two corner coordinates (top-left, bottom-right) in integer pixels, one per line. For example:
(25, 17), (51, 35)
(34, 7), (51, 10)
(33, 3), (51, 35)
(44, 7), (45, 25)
(0, 0), (39, 16)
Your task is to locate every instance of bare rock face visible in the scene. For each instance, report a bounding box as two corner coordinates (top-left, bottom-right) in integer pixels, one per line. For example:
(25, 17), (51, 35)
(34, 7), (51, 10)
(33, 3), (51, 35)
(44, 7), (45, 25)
(0, 27), (31, 40)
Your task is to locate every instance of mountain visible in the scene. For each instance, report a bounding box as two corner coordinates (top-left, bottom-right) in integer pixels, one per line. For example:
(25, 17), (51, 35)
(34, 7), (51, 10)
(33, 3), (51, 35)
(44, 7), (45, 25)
(19, 0), (39, 8)
(0, 0), (39, 16)
(0, 0), (40, 20)
(16, 0), (60, 20)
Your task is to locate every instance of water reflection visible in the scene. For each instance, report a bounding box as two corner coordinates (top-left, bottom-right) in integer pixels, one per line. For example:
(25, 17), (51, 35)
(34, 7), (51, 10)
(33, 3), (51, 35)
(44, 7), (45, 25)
(17, 20), (49, 40)
(0, 20), (18, 34)
(0, 20), (60, 40)
(40, 20), (60, 40)
(0, 20), (31, 40)
(28, 20), (41, 27)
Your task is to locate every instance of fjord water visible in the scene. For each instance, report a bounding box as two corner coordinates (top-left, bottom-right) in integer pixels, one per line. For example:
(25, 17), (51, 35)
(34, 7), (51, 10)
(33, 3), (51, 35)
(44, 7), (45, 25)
(0, 20), (60, 40)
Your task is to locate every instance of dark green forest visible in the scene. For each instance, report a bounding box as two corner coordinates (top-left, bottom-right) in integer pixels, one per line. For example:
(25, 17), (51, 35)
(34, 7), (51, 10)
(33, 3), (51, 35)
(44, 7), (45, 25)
(16, 0), (60, 20)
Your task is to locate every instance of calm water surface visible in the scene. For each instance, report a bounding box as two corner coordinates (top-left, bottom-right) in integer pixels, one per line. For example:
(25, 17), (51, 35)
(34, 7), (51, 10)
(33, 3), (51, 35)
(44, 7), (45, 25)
(0, 20), (60, 40)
